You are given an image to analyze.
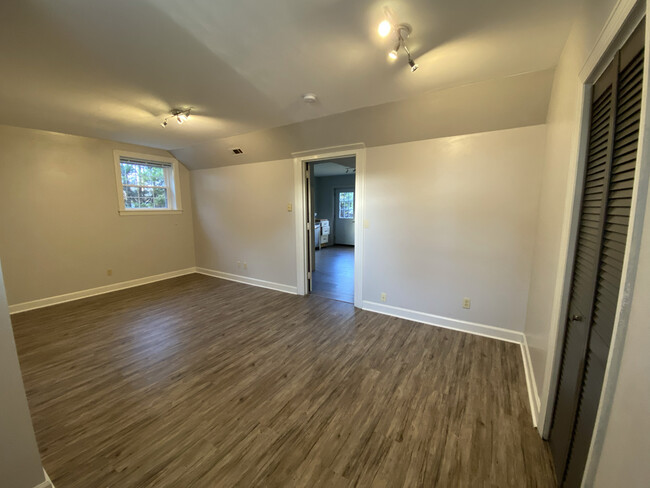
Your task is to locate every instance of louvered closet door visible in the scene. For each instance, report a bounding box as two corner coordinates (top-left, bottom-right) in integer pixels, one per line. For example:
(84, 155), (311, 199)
(548, 56), (617, 481)
(549, 20), (644, 487)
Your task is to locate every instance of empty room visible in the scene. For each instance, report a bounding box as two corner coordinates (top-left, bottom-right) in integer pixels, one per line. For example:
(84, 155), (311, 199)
(1, 1), (649, 487)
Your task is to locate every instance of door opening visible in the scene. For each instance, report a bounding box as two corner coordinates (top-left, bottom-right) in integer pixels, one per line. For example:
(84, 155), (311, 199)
(304, 157), (356, 303)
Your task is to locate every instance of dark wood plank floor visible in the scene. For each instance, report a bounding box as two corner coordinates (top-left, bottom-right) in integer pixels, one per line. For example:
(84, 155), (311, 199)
(312, 245), (354, 303)
(12, 274), (555, 487)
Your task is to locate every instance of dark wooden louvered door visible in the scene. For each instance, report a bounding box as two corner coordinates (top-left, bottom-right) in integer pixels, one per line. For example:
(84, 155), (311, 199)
(549, 21), (645, 487)
(548, 55), (617, 482)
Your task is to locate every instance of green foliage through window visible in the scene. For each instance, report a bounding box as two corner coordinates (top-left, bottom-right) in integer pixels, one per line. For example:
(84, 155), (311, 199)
(338, 191), (354, 219)
(120, 160), (169, 209)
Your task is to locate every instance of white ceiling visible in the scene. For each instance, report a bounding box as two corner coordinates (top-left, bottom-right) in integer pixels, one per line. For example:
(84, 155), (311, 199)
(0, 0), (580, 155)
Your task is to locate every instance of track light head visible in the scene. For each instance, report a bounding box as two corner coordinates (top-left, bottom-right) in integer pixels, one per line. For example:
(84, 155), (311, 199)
(408, 57), (419, 72)
(388, 50), (398, 61)
(378, 20), (391, 37)
(161, 119), (168, 128)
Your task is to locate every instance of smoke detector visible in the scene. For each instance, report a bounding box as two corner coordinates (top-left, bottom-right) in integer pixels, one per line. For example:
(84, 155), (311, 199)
(302, 93), (318, 103)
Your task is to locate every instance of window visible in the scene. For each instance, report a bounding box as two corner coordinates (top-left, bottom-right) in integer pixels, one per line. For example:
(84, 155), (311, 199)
(338, 191), (354, 219)
(114, 151), (182, 215)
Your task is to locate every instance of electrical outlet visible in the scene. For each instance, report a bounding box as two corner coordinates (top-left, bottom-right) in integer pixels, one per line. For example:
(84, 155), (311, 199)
(463, 297), (471, 309)
(380, 292), (387, 303)
(243, 262), (248, 270)
(107, 269), (112, 276)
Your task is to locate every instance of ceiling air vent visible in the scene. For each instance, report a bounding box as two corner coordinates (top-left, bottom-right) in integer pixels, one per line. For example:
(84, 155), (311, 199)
(232, 148), (244, 155)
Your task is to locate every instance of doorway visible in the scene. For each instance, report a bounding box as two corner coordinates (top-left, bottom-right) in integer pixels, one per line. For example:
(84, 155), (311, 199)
(307, 158), (356, 303)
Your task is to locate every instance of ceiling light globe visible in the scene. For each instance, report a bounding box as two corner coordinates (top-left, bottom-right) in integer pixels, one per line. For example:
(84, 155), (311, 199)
(378, 20), (391, 37)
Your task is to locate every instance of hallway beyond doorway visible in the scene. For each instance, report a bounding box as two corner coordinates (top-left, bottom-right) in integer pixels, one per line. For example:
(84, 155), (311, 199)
(312, 246), (354, 303)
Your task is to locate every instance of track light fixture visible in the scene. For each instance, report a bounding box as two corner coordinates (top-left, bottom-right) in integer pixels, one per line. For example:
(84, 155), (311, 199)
(377, 10), (419, 72)
(160, 108), (191, 128)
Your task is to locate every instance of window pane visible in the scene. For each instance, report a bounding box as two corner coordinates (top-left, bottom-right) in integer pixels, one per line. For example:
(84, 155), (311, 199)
(124, 186), (139, 199)
(121, 163), (139, 185)
(139, 187), (154, 208)
(152, 167), (166, 186)
(125, 196), (139, 208)
(338, 191), (354, 219)
(121, 161), (169, 187)
(139, 165), (156, 186)
(153, 188), (168, 208)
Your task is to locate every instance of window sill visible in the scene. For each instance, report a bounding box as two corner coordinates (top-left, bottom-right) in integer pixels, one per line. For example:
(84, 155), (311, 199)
(118, 209), (183, 216)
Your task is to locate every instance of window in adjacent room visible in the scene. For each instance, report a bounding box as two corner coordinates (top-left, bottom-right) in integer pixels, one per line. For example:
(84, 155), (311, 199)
(338, 191), (354, 219)
(113, 151), (182, 215)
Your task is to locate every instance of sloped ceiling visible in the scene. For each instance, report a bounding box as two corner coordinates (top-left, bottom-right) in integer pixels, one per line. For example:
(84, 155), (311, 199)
(0, 0), (579, 168)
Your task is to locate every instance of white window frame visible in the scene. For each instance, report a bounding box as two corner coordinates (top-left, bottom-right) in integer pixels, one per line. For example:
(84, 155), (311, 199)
(113, 150), (183, 216)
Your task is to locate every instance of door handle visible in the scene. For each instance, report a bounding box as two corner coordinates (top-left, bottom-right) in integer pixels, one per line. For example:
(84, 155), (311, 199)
(571, 314), (584, 322)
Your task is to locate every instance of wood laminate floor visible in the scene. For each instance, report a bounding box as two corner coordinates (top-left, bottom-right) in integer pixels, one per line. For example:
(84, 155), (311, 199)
(12, 274), (556, 487)
(312, 245), (354, 303)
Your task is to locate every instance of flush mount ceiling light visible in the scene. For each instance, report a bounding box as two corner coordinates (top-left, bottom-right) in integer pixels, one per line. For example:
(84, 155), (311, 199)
(378, 9), (419, 72)
(160, 108), (191, 128)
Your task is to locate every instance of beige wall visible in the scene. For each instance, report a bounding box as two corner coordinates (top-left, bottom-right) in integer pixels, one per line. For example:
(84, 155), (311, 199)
(0, 125), (196, 306)
(522, 0), (620, 418)
(190, 125), (547, 335)
(0, 259), (46, 488)
(191, 159), (297, 287)
(364, 125), (545, 332)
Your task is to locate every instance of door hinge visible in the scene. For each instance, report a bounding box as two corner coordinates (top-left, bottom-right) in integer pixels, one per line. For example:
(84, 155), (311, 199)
(306, 169), (310, 179)
(308, 271), (312, 279)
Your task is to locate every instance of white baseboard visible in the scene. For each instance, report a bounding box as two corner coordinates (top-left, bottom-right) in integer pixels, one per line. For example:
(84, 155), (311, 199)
(362, 301), (524, 344)
(195, 267), (298, 295)
(44, 469), (54, 488)
(9, 268), (197, 314)
(34, 469), (53, 488)
(520, 335), (541, 428)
